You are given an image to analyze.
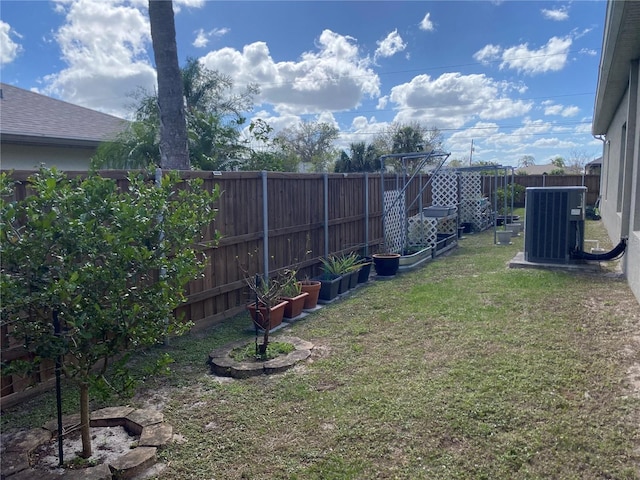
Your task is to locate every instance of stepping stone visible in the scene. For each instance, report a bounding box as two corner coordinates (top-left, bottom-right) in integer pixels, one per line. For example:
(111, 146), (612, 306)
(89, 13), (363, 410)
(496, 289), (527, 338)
(91, 407), (135, 427)
(64, 463), (112, 480)
(3, 428), (51, 453)
(109, 446), (157, 480)
(139, 424), (173, 447)
(0, 450), (30, 477)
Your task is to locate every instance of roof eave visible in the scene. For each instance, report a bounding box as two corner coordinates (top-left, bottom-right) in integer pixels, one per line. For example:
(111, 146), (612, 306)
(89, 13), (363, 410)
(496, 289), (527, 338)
(0, 133), (101, 149)
(592, 0), (640, 135)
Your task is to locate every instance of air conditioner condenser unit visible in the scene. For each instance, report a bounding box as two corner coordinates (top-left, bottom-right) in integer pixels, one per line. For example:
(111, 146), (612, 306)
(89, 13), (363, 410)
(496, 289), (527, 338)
(524, 186), (586, 264)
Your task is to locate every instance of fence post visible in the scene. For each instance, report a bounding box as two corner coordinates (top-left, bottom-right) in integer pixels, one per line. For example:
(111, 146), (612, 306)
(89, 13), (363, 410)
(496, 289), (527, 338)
(261, 171), (269, 279)
(364, 172), (369, 256)
(323, 173), (329, 258)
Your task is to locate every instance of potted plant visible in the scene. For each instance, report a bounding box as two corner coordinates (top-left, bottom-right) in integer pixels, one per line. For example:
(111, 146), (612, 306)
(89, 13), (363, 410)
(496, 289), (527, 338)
(278, 269), (309, 319)
(356, 256), (373, 283)
(318, 255), (349, 294)
(372, 252), (401, 276)
(337, 253), (361, 289)
(300, 278), (322, 309)
(320, 253), (361, 293)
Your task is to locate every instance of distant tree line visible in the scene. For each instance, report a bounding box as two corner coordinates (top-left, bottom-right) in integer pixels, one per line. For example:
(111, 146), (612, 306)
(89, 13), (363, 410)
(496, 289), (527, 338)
(92, 59), (445, 173)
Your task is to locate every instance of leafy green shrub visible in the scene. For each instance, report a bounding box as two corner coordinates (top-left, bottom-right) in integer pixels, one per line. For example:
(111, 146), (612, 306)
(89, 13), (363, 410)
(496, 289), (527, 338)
(0, 167), (220, 458)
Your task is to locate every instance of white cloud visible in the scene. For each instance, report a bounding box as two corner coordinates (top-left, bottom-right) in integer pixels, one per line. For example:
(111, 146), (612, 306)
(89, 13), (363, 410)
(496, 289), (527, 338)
(560, 106), (580, 117)
(374, 30), (406, 62)
(193, 27), (229, 48)
(541, 7), (569, 21)
(388, 72), (532, 129)
(200, 29), (380, 116)
(44, 0), (157, 117)
(500, 36), (572, 74)
(579, 48), (598, 56)
(473, 44), (502, 65)
(544, 103), (564, 116)
(419, 12), (434, 31)
(571, 27), (593, 40)
(448, 121), (499, 155)
(0, 20), (23, 65)
(543, 101), (580, 117)
(193, 28), (208, 48)
(474, 36), (572, 75)
(175, 0), (205, 7)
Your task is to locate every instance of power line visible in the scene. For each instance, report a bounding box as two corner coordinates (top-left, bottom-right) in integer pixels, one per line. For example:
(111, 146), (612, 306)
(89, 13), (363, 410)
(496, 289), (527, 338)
(340, 121), (592, 137)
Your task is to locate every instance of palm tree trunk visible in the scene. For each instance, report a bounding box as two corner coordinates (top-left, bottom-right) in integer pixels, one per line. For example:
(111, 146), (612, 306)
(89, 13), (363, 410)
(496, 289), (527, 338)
(148, 0), (189, 170)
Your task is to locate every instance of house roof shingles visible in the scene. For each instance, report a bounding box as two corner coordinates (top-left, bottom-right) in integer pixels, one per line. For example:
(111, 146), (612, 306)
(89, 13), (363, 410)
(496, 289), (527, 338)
(0, 83), (128, 147)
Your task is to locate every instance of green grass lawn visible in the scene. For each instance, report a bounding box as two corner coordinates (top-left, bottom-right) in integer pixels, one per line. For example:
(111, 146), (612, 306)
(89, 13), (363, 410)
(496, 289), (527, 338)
(3, 217), (639, 479)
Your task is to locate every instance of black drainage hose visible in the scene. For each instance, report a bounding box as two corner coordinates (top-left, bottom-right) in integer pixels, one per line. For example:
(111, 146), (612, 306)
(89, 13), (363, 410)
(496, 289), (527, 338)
(571, 237), (627, 261)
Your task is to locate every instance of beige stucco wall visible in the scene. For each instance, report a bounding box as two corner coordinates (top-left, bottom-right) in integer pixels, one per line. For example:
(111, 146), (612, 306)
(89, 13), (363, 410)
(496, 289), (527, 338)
(599, 61), (640, 303)
(0, 143), (95, 171)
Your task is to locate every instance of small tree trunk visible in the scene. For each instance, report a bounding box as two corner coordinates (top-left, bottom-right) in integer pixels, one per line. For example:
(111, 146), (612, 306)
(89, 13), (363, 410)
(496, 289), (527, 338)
(79, 382), (92, 458)
(262, 308), (271, 353)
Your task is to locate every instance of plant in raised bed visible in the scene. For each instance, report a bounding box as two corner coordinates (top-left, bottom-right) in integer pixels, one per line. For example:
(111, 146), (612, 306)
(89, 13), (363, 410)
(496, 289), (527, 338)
(278, 269), (309, 319)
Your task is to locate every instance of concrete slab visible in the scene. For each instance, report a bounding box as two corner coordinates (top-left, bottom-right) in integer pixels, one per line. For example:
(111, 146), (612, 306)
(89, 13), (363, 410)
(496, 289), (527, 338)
(282, 311), (310, 324)
(509, 251), (602, 273)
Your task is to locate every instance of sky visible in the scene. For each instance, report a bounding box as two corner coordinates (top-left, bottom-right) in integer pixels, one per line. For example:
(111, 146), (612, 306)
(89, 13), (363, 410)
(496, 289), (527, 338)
(0, 0), (607, 167)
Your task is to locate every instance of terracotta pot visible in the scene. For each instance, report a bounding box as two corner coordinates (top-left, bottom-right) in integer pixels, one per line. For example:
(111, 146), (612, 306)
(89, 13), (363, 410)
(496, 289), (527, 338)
(372, 253), (400, 276)
(246, 300), (287, 330)
(281, 292), (309, 319)
(300, 280), (321, 309)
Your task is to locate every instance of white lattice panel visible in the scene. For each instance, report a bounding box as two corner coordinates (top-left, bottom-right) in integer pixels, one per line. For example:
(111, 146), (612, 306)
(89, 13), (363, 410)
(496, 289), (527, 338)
(437, 216), (458, 235)
(432, 170), (458, 207)
(459, 171), (481, 223)
(460, 199), (492, 231)
(383, 189), (405, 253)
(459, 171), (491, 231)
(407, 215), (437, 248)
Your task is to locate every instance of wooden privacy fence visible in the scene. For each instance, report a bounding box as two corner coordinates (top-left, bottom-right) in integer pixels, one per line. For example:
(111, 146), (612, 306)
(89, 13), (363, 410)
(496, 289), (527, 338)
(0, 170), (599, 401)
(0, 169), (434, 401)
(512, 174), (600, 206)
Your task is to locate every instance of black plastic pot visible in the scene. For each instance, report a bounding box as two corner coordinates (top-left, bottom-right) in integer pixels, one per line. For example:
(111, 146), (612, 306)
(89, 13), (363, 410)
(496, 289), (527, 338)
(372, 253), (400, 276)
(315, 274), (341, 301)
(357, 259), (372, 283)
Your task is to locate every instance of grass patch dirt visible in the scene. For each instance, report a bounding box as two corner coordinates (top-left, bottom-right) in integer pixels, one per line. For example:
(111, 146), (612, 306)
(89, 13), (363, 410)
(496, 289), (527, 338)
(2, 216), (639, 479)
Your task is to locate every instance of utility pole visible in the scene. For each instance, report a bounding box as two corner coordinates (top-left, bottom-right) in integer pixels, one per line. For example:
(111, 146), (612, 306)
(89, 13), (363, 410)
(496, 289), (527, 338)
(469, 139), (474, 166)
